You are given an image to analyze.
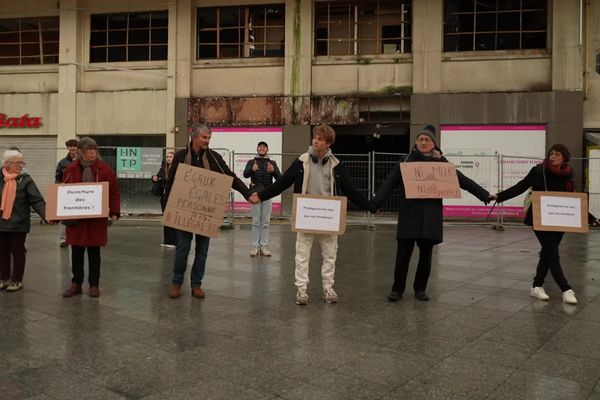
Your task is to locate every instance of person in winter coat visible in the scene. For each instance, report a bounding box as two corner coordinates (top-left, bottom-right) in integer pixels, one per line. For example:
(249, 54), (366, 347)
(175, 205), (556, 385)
(61, 137), (121, 298)
(165, 124), (251, 300)
(0, 150), (46, 292)
(151, 151), (177, 247)
(493, 143), (578, 305)
(370, 125), (490, 302)
(243, 141), (281, 257)
(250, 124), (370, 305)
(55, 138), (78, 248)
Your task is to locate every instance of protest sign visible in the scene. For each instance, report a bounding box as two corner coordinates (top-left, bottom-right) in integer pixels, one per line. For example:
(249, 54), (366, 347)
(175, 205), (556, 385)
(291, 194), (347, 235)
(162, 164), (233, 238)
(46, 182), (109, 220)
(400, 162), (461, 199)
(532, 191), (588, 233)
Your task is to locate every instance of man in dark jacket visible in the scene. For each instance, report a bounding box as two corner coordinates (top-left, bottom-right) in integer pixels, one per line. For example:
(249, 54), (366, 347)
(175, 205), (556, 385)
(165, 124), (251, 299)
(243, 141), (281, 257)
(370, 125), (490, 302)
(55, 138), (78, 248)
(250, 125), (369, 305)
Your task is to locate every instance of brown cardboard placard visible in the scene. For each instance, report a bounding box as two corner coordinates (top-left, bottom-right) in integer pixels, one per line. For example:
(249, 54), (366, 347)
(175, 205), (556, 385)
(532, 191), (588, 233)
(162, 164), (233, 238)
(291, 194), (348, 235)
(400, 162), (461, 199)
(45, 182), (109, 220)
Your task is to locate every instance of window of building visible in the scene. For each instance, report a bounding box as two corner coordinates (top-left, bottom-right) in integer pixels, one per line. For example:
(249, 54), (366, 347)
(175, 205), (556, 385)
(314, 0), (411, 57)
(444, 0), (547, 52)
(197, 5), (285, 59)
(90, 11), (168, 62)
(0, 17), (59, 65)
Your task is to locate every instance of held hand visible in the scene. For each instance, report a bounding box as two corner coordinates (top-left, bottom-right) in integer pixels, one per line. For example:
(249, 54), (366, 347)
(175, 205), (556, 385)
(488, 194), (497, 203)
(111, 215), (119, 221)
(47, 220), (58, 225)
(266, 162), (274, 174)
(249, 193), (260, 204)
(152, 175), (158, 182)
(252, 161), (259, 172)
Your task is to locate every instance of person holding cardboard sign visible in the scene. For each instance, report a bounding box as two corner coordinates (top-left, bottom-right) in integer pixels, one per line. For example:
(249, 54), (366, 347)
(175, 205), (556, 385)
(61, 138), (121, 298)
(370, 125), (490, 302)
(165, 124), (251, 300)
(0, 150), (46, 292)
(493, 144), (578, 305)
(250, 125), (369, 305)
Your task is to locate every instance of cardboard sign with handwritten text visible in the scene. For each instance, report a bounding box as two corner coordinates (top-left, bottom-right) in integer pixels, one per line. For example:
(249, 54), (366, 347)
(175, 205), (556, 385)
(532, 191), (588, 233)
(400, 162), (461, 199)
(162, 164), (233, 238)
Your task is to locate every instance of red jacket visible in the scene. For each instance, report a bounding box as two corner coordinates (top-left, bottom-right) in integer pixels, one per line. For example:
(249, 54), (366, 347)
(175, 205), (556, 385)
(63, 160), (121, 247)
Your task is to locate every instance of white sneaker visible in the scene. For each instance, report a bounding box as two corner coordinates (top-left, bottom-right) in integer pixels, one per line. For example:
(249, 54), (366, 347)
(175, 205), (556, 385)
(323, 288), (338, 303)
(530, 286), (550, 301)
(260, 246), (271, 257)
(296, 289), (308, 305)
(249, 247), (259, 257)
(562, 289), (577, 305)
(6, 282), (23, 292)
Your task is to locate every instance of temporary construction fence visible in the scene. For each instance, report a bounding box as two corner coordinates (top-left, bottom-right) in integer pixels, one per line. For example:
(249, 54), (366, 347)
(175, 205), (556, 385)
(10, 145), (600, 228)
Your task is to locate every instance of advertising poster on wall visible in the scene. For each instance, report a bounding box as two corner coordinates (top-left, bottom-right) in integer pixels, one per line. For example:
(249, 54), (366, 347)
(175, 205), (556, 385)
(209, 127), (283, 212)
(441, 125), (546, 218)
(116, 147), (163, 179)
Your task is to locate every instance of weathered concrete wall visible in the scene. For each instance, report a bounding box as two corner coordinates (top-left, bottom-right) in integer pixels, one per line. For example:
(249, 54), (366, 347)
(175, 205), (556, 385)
(0, 93), (58, 134)
(192, 65), (285, 97)
(584, 0), (600, 128)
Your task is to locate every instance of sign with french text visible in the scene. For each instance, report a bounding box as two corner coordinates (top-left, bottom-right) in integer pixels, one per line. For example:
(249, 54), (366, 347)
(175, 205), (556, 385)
(532, 191), (588, 233)
(400, 162), (461, 199)
(116, 147), (163, 179)
(162, 164), (233, 238)
(45, 182), (109, 220)
(291, 194), (347, 235)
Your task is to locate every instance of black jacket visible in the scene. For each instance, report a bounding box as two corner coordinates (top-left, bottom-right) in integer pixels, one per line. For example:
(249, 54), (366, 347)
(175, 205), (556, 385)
(370, 149), (490, 243)
(0, 173), (46, 233)
(258, 152), (369, 210)
(55, 154), (74, 183)
(496, 163), (574, 226)
(165, 145), (250, 200)
(243, 156), (281, 192)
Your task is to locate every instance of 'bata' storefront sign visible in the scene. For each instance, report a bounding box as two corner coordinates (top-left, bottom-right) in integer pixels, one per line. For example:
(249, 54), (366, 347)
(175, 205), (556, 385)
(0, 113), (42, 128)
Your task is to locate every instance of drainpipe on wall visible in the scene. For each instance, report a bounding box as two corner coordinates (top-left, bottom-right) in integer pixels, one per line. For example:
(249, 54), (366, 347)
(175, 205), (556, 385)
(583, 0), (590, 100)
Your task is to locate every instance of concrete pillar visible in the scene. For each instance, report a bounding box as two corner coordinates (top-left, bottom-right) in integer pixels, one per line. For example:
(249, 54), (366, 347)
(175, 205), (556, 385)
(412, 0), (442, 95)
(165, 2), (178, 150)
(173, 0), (193, 148)
(552, 0), (583, 91)
(57, 0), (81, 161)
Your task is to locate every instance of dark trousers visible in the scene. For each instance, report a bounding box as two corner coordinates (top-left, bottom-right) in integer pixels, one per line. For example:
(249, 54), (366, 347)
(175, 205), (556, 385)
(533, 230), (571, 291)
(160, 198), (177, 245)
(0, 232), (27, 282)
(172, 230), (210, 287)
(393, 239), (435, 293)
(71, 246), (101, 287)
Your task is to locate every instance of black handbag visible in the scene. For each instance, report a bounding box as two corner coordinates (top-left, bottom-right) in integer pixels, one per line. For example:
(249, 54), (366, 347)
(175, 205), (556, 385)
(151, 180), (163, 196)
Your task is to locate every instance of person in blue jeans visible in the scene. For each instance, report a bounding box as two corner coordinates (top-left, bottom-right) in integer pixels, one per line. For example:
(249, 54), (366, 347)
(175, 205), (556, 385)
(243, 141), (281, 257)
(164, 124), (250, 299)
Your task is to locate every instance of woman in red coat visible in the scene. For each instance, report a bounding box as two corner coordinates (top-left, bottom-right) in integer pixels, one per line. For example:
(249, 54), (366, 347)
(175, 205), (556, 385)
(61, 137), (120, 298)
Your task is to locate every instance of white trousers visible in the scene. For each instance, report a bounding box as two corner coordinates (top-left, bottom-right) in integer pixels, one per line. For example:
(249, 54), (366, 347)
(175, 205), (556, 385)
(294, 232), (338, 290)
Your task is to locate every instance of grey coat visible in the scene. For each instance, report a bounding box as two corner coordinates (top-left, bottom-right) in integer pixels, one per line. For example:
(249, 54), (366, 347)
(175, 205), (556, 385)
(0, 173), (46, 233)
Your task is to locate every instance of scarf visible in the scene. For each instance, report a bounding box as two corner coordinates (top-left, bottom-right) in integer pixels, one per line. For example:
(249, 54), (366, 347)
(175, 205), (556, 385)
(79, 159), (95, 182)
(1, 167), (19, 220)
(184, 147), (210, 169)
(543, 159), (574, 191)
(407, 144), (443, 161)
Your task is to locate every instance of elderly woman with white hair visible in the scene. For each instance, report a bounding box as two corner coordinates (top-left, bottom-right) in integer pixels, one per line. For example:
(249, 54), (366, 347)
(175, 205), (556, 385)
(0, 149), (46, 292)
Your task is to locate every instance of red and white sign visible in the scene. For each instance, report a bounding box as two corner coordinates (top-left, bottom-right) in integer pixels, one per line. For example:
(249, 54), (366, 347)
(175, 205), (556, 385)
(0, 113), (42, 128)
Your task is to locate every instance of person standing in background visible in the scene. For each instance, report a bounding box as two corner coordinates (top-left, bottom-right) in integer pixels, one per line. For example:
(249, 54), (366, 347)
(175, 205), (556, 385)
(55, 139), (78, 248)
(243, 141), (281, 257)
(152, 151), (177, 248)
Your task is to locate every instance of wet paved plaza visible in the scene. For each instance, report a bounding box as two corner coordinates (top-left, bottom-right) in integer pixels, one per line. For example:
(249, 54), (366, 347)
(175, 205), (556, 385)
(2, 220), (600, 400)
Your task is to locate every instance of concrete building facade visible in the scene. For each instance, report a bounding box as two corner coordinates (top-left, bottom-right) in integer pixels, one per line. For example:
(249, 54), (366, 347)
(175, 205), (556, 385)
(0, 0), (598, 192)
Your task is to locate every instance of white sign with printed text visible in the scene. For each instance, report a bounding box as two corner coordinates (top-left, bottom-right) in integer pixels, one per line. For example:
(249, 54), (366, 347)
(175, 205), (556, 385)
(57, 184), (104, 217)
(291, 194), (347, 235)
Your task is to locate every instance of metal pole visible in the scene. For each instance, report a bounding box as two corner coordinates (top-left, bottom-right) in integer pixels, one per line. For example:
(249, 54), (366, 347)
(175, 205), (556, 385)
(367, 151), (376, 231)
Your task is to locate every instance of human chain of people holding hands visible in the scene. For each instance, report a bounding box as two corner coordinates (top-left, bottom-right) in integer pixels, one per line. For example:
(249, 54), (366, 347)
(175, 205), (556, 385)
(0, 124), (583, 307)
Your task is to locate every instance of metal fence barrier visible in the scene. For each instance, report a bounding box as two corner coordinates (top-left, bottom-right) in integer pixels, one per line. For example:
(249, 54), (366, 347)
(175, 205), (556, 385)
(9, 145), (600, 228)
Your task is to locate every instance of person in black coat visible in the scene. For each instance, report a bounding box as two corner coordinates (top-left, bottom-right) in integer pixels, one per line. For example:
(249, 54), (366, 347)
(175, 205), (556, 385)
(151, 151), (177, 247)
(55, 138), (78, 248)
(243, 141), (281, 257)
(493, 143), (578, 305)
(370, 125), (491, 302)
